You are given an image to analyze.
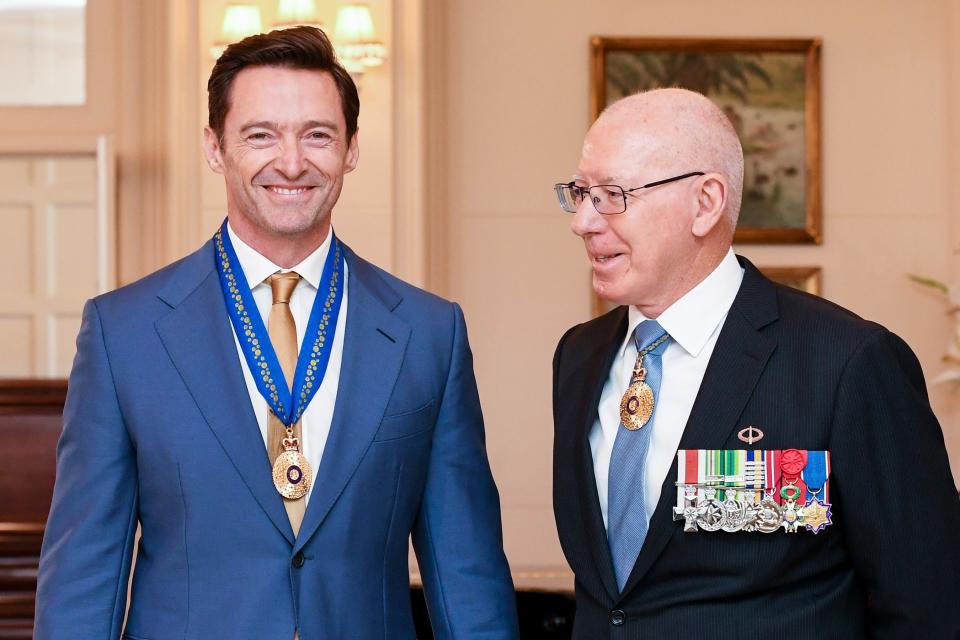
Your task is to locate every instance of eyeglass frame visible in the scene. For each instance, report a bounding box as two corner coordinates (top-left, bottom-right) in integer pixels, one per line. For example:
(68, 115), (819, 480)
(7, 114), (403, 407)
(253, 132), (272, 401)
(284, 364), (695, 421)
(553, 171), (706, 215)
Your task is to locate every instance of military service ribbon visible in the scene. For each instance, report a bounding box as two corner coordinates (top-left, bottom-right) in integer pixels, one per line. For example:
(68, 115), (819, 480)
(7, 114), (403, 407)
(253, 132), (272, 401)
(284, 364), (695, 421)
(799, 450), (832, 534)
(674, 448), (833, 534)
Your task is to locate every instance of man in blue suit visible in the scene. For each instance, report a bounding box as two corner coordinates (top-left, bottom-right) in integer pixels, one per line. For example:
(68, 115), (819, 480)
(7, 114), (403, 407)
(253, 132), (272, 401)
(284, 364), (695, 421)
(35, 26), (518, 639)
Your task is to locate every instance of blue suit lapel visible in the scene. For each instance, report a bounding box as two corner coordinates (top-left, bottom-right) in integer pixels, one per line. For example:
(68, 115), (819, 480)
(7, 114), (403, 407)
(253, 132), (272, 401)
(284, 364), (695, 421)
(154, 241), (295, 545)
(294, 248), (411, 553)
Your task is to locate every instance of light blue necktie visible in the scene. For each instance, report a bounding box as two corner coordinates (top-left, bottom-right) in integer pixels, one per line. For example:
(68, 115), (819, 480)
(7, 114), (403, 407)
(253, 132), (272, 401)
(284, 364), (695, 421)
(607, 320), (671, 592)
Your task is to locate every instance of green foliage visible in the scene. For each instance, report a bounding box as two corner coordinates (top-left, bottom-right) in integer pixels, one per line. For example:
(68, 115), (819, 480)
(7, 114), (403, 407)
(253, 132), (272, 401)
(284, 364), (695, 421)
(605, 51), (804, 109)
(607, 52), (772, 100)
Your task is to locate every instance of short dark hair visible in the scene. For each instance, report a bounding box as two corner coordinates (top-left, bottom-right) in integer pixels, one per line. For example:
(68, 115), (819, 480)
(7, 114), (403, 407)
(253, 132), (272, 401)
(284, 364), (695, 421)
(207, 26), (359, 143)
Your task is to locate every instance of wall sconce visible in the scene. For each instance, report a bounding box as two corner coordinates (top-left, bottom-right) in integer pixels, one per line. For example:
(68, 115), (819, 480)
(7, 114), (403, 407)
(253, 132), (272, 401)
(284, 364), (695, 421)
(334, 4), (386, 75)
(273, 0), (324, 29)
(210, 3), (263, 59)
(210, 1), (388, 78)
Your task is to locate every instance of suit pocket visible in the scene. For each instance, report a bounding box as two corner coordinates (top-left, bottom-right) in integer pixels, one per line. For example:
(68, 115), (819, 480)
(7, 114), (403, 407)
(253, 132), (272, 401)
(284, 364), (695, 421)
(374, 400), (435, 442)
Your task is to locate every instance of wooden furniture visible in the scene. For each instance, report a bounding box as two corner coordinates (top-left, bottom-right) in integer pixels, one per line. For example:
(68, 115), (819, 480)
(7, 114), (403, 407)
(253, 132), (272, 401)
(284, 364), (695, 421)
(0, 380), (66, 639)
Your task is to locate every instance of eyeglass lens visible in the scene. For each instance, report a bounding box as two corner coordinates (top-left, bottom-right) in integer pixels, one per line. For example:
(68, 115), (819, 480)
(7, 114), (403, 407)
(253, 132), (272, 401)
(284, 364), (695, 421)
(554, 184), (625, 214)
(589, 186), (626, 214)
(554, 184), (579, 213)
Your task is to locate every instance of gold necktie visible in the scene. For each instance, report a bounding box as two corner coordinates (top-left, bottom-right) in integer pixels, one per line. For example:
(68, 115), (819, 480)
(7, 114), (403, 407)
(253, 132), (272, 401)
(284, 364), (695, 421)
(266, 271), (307, 535)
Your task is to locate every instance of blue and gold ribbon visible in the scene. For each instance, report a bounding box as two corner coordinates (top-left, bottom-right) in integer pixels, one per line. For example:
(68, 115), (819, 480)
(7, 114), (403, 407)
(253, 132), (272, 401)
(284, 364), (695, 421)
(214, 219), (345, 426)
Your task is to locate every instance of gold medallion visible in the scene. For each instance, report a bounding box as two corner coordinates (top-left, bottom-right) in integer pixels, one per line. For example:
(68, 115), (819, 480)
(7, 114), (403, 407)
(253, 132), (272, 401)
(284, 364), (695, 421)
(272, 450), (313, 500)
(620, 380), (654, 430)
(799, 498), (833, 534)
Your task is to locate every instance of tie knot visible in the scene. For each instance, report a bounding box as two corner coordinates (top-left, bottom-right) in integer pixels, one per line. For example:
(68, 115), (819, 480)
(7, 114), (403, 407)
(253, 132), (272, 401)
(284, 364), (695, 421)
(634, 320), (669, 354)
(269, 271), (301, 304)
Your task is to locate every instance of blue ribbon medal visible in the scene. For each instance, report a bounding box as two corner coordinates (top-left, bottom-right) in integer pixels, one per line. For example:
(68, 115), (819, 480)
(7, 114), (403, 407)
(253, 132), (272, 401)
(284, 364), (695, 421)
(799, 450), (832, 534)
(214, 220), (345, 498)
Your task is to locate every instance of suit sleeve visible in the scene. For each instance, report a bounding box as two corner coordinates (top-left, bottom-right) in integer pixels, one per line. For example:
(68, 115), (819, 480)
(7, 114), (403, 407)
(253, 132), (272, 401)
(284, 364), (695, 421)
(411, 302), (520, 639)
(829, 329), (960, 638)
(34, 299), (139, 640)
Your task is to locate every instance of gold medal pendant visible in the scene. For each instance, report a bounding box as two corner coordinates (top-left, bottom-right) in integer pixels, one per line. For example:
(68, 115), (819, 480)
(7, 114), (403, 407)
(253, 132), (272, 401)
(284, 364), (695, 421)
(799, 497), (833, 534)
(620, 367), (654, 430)
(272, 435), (313, 500)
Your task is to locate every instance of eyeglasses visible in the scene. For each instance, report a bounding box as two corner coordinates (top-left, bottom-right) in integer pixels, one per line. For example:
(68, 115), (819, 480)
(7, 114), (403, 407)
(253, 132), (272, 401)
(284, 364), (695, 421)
(553, 171), (705, 214)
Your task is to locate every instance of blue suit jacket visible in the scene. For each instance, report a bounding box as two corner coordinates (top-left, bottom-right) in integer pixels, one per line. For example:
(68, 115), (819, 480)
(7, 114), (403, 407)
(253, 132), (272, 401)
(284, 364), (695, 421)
(35, 239), (519, 639)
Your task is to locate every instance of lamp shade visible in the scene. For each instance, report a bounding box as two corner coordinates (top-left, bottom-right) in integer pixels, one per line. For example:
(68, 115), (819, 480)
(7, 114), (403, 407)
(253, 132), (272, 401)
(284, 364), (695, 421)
(273, 0), (323, 30)
(276, 0), (319, 22)
(334, 4), (376, 43)
(220, 3), (262, 42)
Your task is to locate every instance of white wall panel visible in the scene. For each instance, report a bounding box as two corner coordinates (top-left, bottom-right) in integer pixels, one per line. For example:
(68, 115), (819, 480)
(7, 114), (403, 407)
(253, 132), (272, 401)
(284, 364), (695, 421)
(0, 315), (34, 377)
(50, 312), (83, 377)
(0, 157), (31, 184)
(48, 203), (99, 298)
(0, 150), (110, 377)
(0, 204), (33, 296)
(45, 156), (97, 193)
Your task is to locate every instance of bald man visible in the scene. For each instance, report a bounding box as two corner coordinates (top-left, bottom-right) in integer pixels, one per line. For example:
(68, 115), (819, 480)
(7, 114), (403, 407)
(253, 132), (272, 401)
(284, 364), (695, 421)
(551, 88), (959, 638)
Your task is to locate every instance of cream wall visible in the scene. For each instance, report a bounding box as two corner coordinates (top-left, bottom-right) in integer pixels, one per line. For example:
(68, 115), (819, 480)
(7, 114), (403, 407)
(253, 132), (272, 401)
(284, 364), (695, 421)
(435, 0), (960, 569)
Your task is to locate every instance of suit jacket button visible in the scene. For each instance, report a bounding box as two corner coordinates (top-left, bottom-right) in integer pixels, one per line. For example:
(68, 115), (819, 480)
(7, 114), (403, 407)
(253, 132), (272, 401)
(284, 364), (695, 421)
(610, 609), (626, 626)
(292, 552), (305, 568)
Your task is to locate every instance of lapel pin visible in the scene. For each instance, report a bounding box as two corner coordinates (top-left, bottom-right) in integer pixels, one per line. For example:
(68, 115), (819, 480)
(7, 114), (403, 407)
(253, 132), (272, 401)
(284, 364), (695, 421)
(738, 426), (764, 445)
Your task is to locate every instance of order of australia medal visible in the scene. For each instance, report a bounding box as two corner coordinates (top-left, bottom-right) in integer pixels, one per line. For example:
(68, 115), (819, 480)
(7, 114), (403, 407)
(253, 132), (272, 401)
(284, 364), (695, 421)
(272, 434), (313, 500)
(620, 368), (655, 430)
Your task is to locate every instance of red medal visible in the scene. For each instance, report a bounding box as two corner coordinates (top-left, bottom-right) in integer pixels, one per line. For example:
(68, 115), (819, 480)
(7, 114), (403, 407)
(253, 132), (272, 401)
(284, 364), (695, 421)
(780, 449), (808, 477)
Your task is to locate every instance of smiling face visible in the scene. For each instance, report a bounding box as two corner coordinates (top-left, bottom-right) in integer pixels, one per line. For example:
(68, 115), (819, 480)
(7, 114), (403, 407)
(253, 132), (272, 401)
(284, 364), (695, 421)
(569, 89), (741, 317)
(571, 115), (703, 313)
(203, 65), (358, 247)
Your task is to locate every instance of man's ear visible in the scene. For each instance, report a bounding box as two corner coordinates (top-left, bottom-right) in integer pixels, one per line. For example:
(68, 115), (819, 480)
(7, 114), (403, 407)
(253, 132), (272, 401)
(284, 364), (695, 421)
(344, 129), (360, 174)
(202, 127), (225, 174)
(691, 174), (728, 238)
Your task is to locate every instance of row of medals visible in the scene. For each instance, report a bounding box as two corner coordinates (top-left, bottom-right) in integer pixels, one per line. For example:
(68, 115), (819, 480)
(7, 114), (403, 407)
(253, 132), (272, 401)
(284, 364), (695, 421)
(672, 462), (832, 534)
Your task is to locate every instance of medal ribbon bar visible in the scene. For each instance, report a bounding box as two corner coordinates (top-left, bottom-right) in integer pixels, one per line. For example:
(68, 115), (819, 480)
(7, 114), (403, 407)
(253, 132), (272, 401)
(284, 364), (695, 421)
(674, 448), (833, 534)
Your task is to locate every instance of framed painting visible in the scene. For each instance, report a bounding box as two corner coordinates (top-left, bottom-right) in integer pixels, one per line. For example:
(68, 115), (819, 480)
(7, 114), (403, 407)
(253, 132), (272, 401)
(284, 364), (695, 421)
(590, 37), (822, 245)
(759, 266), (822, 295)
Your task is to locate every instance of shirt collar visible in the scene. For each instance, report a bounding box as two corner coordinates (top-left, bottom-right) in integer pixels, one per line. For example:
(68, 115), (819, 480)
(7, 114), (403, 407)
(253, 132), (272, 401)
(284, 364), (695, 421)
(227, 221), (331, 291)
(620, 248), (744, 359)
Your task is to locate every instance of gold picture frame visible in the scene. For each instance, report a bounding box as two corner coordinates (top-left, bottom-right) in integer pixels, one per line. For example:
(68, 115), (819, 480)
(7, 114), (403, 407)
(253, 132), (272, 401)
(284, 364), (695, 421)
(590, 37), (823, 245)
(759, 266), (822, 295)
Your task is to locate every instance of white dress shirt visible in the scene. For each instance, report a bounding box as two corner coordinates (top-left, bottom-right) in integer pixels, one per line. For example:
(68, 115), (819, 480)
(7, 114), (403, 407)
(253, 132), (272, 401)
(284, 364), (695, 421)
(227, 222), (349, 505)
(590, 249), (744, 529)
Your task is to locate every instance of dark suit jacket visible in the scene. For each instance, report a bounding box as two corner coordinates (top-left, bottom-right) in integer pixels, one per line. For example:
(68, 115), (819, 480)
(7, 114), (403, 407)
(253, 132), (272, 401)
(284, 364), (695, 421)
(553, 256), (960, 639)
